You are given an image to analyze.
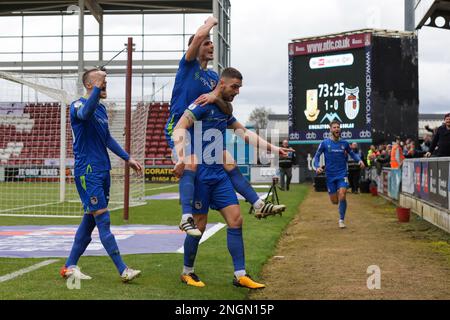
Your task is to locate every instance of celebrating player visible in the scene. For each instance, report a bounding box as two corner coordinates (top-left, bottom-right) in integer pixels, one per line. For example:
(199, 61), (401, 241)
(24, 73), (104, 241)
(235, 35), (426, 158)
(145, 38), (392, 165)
(164, 16), (286, 238)
(172, 67), (292, 288)
(313, 121), (365, 229)
(60, 69), (143, 282)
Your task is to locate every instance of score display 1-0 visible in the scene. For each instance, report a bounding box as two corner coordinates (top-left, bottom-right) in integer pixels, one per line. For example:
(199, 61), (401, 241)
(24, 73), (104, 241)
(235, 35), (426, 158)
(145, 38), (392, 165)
(317, 82), (345, 111)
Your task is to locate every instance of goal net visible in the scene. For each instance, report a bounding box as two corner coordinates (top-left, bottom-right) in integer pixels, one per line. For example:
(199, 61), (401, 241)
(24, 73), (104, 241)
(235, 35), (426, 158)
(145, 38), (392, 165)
(0, 72), (147, 217)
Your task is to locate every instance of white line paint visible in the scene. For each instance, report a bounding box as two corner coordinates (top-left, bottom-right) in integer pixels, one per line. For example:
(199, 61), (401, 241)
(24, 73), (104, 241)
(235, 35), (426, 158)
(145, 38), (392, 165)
(0, 201), (60, 213)
(177, 223), (226, 254)
(0, 259), (59, 283)
(146, 185), (177, 192)
(0, 214), (81, 218)
(251, 185), (271, 189)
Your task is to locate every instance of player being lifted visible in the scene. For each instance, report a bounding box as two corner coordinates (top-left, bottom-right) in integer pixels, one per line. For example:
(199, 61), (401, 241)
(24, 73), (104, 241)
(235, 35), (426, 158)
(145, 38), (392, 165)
(173, 67), (292, 288)
(164, 16), (286, 238)
(60, 69), (143, 282)
(313, 120), (365, 229)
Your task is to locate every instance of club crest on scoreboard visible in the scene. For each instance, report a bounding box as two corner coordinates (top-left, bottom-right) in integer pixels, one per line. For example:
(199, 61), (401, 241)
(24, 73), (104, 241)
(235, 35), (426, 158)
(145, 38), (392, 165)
(344, 87), (360, 120)
(304, 89), (320, 122)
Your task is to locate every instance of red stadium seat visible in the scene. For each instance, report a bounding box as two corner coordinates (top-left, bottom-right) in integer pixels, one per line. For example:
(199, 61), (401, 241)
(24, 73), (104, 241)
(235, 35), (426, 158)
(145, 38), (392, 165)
(152, 135), (161, 141)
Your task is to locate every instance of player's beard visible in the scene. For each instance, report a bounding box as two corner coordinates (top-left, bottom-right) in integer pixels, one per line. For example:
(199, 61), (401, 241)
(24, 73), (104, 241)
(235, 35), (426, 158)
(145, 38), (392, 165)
(222, 91), (235, 102)
(332, 131), (340, 140)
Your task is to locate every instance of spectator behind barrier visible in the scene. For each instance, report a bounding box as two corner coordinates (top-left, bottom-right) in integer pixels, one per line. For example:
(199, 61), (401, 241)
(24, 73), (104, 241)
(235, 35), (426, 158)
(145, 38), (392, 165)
(375, 149), (390, 175)
(421, 134), (432, 153)
(391, 136), (405, 169)
(426, 113), (450, 158)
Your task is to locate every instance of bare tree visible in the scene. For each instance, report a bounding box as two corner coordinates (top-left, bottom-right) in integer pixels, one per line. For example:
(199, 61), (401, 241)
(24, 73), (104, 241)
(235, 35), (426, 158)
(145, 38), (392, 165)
(248, 107), (271, 130)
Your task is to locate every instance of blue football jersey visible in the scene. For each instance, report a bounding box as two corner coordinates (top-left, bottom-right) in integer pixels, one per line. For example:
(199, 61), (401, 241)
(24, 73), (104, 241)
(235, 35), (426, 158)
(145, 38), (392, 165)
(165, 54), (219, 138)
(70, 87), (129, 176)
(186, 102), (236, 168)
(313, 138), (361, 178)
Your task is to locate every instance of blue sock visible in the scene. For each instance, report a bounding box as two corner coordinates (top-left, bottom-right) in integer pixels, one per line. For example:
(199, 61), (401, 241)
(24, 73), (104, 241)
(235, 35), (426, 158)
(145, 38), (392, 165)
(94, 211), (127, 275)
(180, 170), (196, 215)
(339, 200), (347, 220)
(227, 167), (259, 205)
(66, 214), (96, 267)
(183, 235), (201, 268)
(227, 228), (245, 272)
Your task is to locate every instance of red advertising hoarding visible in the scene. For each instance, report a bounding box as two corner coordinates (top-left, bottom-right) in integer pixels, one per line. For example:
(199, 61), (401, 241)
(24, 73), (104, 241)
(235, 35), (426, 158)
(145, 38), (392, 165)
(289, 33), (372, 57)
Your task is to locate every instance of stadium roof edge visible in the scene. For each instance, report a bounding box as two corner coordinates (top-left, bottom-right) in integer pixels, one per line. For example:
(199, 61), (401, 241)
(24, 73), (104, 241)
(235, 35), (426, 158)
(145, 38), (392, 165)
(291, 29), (416, 43)
(419, 113), (447, 120)
(0, 0), (213, 16)
(415, 0), (450, 30)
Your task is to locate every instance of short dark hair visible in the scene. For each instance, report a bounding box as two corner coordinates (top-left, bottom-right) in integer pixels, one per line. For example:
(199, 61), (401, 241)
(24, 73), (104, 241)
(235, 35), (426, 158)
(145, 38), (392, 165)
(220, 67), (243, 80)
(329, 120), (341, 127)
(188, 35), (195, 46)
(82, 68), (100, 87)
(188, 34), (211, 47)
(445, 113), (450, 120)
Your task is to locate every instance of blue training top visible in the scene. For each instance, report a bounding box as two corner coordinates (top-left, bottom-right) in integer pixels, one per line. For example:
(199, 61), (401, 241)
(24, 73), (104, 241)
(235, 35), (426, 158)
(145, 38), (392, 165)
(70, 86), (129, 177)
(313, 138), (361, 179)
(185, 102), (236, 168)
(165, 54), (219, 139)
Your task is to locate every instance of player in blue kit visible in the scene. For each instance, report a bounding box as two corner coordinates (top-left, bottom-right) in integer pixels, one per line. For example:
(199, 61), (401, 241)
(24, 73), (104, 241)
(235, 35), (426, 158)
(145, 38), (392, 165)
(313, 120), (365, 229)
(165, 17), (286, 238)
(173, 68), (293, 289)
(60, 69), (143, 282)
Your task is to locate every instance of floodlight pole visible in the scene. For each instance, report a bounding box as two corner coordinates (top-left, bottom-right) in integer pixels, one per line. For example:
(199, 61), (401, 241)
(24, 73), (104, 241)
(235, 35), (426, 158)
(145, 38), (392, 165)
(77, 0), (85, 96)
(405, 0), (416, 31)
(124, 37), (133, 222)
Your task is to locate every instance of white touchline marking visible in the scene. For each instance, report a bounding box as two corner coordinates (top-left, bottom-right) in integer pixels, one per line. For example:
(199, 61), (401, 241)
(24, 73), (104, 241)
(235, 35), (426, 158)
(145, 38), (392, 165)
(146, 185), (177, 191)
(251, 185), (271, 189)
(176, 223), (227, 254)
(0, 259), (59, 283)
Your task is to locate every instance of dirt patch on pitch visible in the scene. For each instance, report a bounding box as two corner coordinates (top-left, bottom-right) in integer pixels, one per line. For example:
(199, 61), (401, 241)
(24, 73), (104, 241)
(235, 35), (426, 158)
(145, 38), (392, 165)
(251, 186), (450, 300)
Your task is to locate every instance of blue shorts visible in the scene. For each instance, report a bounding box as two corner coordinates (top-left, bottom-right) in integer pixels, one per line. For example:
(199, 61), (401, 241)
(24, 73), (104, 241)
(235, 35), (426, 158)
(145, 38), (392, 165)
(192, 166), (239, 214)
(326, 176), (348, 195)
(74, 171), (110, 213)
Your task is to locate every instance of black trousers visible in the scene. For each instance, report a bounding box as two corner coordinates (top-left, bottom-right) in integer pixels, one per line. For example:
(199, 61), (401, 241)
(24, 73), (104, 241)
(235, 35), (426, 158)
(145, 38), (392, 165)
(279, 167), (292, 190)
(348, 169), (361, 192)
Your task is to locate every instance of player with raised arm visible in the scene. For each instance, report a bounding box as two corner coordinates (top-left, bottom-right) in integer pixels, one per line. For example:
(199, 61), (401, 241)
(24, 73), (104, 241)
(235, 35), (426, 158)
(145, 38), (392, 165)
(165, 17), (286, 238)
(313, 121), (365, 229)
(60, 69), (143, 282)
(173, 68), (293, 288)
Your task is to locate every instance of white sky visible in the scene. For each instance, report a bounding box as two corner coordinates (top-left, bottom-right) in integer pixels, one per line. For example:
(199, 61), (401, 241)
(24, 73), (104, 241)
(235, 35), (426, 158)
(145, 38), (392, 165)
(0, 0), (449, 123)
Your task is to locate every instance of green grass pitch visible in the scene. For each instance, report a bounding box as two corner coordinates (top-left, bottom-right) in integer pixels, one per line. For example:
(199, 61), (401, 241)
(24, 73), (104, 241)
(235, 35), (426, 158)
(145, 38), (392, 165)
(0, 183), (308, 300)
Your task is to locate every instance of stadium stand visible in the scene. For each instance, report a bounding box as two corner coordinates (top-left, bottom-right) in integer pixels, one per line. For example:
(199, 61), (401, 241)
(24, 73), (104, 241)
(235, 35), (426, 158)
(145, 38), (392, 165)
(145, 102), (172, 166)
(0, 101), (172, 166)
(0, 103), (72, 165)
